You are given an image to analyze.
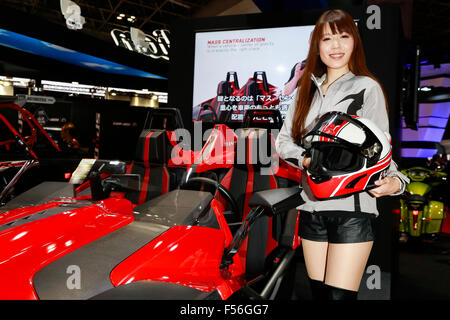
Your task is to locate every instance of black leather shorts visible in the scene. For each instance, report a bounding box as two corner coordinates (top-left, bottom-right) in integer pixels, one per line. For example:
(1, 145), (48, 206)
(298, 211), (376, 243)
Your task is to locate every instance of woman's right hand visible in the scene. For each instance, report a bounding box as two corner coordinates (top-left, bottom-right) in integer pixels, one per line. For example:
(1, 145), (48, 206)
(302, 157), (311, 169)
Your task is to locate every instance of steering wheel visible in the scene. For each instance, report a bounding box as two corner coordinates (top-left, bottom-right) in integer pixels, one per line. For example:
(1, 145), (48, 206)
(181, 177), (239, 216)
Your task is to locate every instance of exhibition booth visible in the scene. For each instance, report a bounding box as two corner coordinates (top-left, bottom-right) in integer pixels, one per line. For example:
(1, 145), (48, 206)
(0, 1), (448, 303)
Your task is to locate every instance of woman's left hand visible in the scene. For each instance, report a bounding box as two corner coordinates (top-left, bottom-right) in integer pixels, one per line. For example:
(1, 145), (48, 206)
(368, 176), (401, 198)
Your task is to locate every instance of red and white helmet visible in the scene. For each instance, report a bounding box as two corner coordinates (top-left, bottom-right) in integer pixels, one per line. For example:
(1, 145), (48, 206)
(301, 111), (392, 199)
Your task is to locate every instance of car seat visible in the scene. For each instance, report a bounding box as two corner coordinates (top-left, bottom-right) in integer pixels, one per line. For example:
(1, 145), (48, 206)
(219, 110), (301, 281)
(124, 108), (185, 204)
(219, 71), (276, 122)
(196, 72), (240, 122)
(124, 129), (171, 204)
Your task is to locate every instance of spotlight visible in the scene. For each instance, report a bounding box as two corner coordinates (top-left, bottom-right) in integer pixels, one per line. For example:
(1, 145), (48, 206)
(117, 13), (136, 23)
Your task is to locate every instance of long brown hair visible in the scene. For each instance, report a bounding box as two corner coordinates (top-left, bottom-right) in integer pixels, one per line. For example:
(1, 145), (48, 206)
(291, 9), (388, 145)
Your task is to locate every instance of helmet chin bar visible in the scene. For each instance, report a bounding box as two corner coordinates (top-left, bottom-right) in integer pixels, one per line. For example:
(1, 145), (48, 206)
(309, 172), (332, 183)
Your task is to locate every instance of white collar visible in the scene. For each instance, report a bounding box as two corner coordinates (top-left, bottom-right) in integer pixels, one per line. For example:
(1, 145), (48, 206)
(311, 71), (355, 88)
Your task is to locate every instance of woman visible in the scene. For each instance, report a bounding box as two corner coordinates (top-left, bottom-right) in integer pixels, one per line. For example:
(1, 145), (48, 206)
(275, 9), (409, 300)
(60, 122), (83, 156)
(60, 123), (80, 149)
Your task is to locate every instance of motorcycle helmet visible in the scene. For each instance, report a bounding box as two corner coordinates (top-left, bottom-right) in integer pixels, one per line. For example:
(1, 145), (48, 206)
(301, 111), (392, 199)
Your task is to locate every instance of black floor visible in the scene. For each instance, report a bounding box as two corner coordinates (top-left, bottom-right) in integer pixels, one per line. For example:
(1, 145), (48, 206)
(291, 233), (450, 300)
(391, 233), (450, 300)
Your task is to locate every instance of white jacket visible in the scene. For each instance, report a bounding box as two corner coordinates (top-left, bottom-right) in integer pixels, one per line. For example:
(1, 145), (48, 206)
(275, 71), (409, 216)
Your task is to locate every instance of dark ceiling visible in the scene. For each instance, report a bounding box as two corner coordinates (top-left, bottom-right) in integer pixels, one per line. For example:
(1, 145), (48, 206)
(0, 0), (216, 42)
(0, 0), (447, 63)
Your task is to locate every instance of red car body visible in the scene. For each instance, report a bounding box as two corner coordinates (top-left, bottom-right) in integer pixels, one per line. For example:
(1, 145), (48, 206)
(0, 194), (251, 299)
(0, 108), (302, 300)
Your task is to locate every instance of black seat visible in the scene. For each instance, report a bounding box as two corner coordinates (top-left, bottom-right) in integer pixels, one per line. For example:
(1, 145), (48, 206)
(146, 108), (184, 131)
(231, 128), (274, 280)
(216, 127), (300, 280)
(196, 72), (240, 122)
(124, 129), (172, 204)
(124, 108), (184, 205)
(184, 116), (301, 282)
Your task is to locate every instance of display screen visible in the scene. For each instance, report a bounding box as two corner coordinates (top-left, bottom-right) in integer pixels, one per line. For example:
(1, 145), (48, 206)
(0, 28), (166, 80)
(192, 25), (314, 122)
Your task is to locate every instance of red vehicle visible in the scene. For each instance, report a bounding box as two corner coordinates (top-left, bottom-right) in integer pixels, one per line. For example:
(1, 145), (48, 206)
(0, 108), (303, 300)
(0, 101), (61, 205)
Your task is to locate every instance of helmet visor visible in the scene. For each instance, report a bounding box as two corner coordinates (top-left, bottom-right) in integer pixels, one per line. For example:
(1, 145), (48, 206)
(309, 142), (365, 178)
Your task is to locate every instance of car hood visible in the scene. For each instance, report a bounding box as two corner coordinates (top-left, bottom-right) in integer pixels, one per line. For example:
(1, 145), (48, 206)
(0, 197), (135, 299)
(0, 187), (227, 299)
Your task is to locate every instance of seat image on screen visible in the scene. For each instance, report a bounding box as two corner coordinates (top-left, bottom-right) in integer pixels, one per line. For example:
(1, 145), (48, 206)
(192, 25), (314, 123)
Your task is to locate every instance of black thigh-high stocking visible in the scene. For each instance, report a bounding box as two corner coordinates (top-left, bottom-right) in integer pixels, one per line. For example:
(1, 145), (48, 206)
(308, 277), (328, 300)
(325, 284), (358, 300)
